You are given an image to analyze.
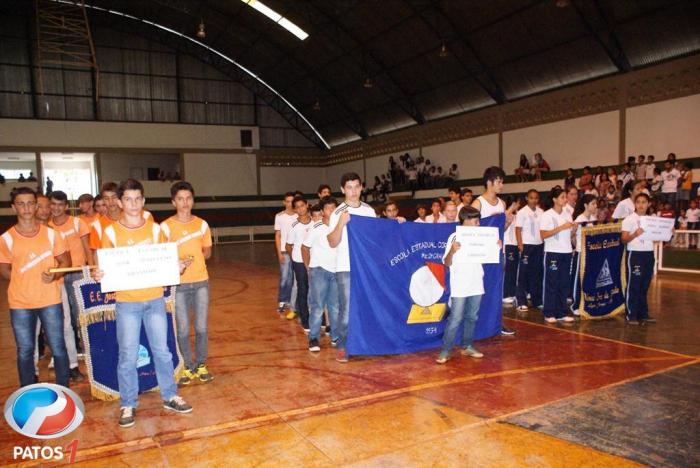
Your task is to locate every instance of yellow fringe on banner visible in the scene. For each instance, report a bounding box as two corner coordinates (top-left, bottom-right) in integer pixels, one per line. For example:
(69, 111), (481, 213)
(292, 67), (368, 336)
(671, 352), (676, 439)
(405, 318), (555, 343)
(578, 223), (627, 320)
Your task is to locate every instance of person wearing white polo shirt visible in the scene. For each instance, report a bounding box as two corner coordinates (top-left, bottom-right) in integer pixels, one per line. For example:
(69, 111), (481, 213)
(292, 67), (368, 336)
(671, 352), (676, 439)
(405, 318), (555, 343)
(303, 196), (339, 352)
(612, 180), (645, 220)
(621, 193), (657, 325)
(539, 187), (575, 324)
(515, 189), (544, 313)
(274, 192), (297, 315)
(570, 194), (598, 315)
(328, 173), (377, 363)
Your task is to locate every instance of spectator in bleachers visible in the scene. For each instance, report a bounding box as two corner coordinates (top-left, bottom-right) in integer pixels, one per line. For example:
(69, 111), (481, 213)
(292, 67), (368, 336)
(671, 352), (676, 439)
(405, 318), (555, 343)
(381, 174), (392, 194)
(407, 164), (418, 196)
(18, 173), (26, 182)
(687, 199), (699, 249)
(578, 166), (592, 190)
(605, 184), (619, 206)
(607, 167), (618, 187)
(515, 154), (530, 183)
(660, 160), (681, 209)
(597, 199), (610, 224)
(635, 155), (647, 181)
(436, 166), (446, 188)
(563, 168), (575, 188)
(414, 204), (428, 223)
(650, 167), (662, 196)
(645, 155), (656, 181)
(679, 162), (693, 211)
(666, 153), (677, 167)
(447, 164), (459, 183)
(620, 163), (635, 188)
(584, 183), (598, 197)
(597, 172), (611, 196)
(530, 153), (550, 181)
(383, 201), (406, 223)
(593, 166), (605, 188)
(388, 156), (398, 188)
(27, 171), (37, 182)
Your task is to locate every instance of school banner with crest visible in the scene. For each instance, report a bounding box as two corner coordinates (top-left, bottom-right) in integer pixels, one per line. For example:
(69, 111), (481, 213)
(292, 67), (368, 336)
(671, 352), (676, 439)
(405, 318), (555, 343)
(346, 214), (505, 356)
(576, 223), (626, 319)
(73, 277), (183, 401)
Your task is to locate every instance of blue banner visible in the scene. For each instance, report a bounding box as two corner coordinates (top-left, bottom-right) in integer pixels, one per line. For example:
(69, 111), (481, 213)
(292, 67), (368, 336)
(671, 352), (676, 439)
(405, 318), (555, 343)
(577, 223), (626, 319)
(73, 279), (182, 401)
(346, 214), (505, 356)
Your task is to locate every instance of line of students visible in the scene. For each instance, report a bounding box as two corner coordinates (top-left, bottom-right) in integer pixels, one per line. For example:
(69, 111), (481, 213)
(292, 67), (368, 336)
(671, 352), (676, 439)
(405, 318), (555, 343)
(2, 179), (215, 429)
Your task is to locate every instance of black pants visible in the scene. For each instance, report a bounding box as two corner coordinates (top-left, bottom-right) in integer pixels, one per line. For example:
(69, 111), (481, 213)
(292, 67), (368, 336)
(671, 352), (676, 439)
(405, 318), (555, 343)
(292, 261), (310, 328)
(543, 252), (572, 319)
(626, 251), (654, 321)
(516, 244), (543, 307)
(503, 245), (520, 298)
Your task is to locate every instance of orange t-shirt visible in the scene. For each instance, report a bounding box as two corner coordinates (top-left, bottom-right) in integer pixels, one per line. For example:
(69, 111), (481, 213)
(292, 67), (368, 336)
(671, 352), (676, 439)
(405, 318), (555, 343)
(80, 213), (98, 226)
(160, 216), (212, 283)
(0, 225), (67, 309)
(101, 218), (163, 303)
(90, 211), (152, 250)
(49, 216), (90, 266)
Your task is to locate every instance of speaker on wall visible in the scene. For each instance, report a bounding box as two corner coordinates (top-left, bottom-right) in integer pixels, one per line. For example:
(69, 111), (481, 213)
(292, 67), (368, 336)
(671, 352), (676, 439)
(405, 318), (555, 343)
(240, 129), (253, 148)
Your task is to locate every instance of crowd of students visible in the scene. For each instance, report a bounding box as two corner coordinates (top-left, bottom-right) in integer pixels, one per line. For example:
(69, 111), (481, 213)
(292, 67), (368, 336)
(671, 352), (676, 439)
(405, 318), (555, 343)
(371, 153), (459, 200)
(2, 180), (214, 428)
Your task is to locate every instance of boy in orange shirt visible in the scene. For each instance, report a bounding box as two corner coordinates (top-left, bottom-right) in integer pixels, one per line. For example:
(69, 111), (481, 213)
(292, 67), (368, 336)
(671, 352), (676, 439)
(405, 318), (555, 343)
(0, 187), (71, 387)
(95, 179), (192, 428)
(49, 190), (90, 379)
(78, 193), (98, 224)
(161, 181), (213, 385)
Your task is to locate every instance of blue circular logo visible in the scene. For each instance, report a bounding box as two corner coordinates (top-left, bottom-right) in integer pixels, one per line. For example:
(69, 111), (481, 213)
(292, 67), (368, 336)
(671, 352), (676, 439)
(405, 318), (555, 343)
(4, 384), (85, 439)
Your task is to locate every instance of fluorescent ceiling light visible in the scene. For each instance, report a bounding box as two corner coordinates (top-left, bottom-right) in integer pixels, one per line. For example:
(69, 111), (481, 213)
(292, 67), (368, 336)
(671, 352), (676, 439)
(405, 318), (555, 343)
(241, 0), (309, 41)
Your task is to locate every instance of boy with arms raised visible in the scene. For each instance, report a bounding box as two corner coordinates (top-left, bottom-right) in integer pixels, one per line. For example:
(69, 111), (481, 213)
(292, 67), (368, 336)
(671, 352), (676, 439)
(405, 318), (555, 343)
(161, 181), (214, 385)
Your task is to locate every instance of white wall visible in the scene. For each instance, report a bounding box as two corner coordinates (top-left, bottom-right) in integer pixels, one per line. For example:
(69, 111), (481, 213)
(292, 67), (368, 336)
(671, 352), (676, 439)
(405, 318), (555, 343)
(503, 111), (619, 172)
(325, 160), (364, 192)
(0, 119), (258, 151)
(422, 134), (499, 180)
(183, 153), (257, 196)
(626, 94), (700, 158)
(99, 153), (179, 183)
(260, 166), (326, 195)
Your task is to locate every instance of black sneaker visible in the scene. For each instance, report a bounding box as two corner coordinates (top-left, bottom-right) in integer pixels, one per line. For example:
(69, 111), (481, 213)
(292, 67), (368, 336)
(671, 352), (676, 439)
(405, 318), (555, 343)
(500, 326), (516, 336)
(163, 396), (193, 414)
(119, 407), (135, 428)
(308, 338), (320, 352)
(70, 367), (85, 382)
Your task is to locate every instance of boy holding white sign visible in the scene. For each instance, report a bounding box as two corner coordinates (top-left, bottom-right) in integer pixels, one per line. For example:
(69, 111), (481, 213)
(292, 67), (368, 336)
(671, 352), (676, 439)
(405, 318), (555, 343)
(621, 193), (657, 325)
(95, 179), (193, 428)
(161, 181), (214, 386)
(436, 206), (500, 364)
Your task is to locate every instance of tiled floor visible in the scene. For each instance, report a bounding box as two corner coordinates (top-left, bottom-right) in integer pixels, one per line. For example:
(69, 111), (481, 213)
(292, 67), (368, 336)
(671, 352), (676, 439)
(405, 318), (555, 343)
(0, 243), (697, 466)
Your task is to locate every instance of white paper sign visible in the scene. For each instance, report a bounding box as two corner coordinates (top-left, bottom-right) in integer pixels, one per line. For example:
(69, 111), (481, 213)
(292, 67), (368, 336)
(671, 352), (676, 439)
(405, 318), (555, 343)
(97, 243), (180, 292)
(452, 226), (500, 264)
(638, 216), (674, 242)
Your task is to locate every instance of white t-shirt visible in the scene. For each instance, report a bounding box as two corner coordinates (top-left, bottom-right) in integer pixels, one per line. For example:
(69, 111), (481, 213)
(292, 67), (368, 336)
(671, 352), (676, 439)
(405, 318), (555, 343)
(612, 197), (634, 220)
(540, 208), (573, 253)
(620, 171), (634, 187)
(328, 201), (377, 272)
(443, 232), (484, 298)
(645, 163), (655, 180)
(425, 214), (446, 223)
(476, 195), (505, 218)
(574, 214), (597, 252)
(686, 208), (700, 223)
(286, 219), (314, 263)
(584, 188), (599, 197)
(504, 222), (517, 246)
(302, 221), (337, 272)
(515, 205), (544, 245)
(661, 169), (681, 193)
(563, 204), (574, 218)
(274, 211), (298, 253)
(414, 217), (427, 223)
(622, 213), (654, 252)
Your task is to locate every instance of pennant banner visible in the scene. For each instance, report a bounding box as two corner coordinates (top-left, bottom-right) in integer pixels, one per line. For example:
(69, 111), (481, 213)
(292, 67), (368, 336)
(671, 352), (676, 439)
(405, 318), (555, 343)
(346, 214), (505, 356)
(577, 223), (627, 319)
(73, 278), (183, 401)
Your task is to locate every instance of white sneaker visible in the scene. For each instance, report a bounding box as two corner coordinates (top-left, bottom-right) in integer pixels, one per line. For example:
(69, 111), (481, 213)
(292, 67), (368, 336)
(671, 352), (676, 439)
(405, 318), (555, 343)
(545, 317), (557, 323)
(48, 358), (54, 369)
(502, 297), (515, 305)
(558, 316), (575, 323)
(516, 305), (528, 312)
(572, 310), (580, 316)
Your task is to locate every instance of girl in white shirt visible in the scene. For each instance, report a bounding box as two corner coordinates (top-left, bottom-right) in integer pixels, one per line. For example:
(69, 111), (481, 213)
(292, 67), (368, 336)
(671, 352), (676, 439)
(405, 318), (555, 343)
(539, 187), (575, 323)
(621, 193), (656, 324)
(569, 195), (598, 315)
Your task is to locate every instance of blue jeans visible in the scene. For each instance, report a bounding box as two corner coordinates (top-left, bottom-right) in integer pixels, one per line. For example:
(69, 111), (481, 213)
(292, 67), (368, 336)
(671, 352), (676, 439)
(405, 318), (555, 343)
(116, 298), (177, 408)
(11, 304), (69, 387)
(277, 253), (293, 304)
(175, 280), (209, 370)
(441, 295), (482, 354)
(309, 267), (339, 341)
(63, 272), (81, 337)
(335, 271), (351, 350)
